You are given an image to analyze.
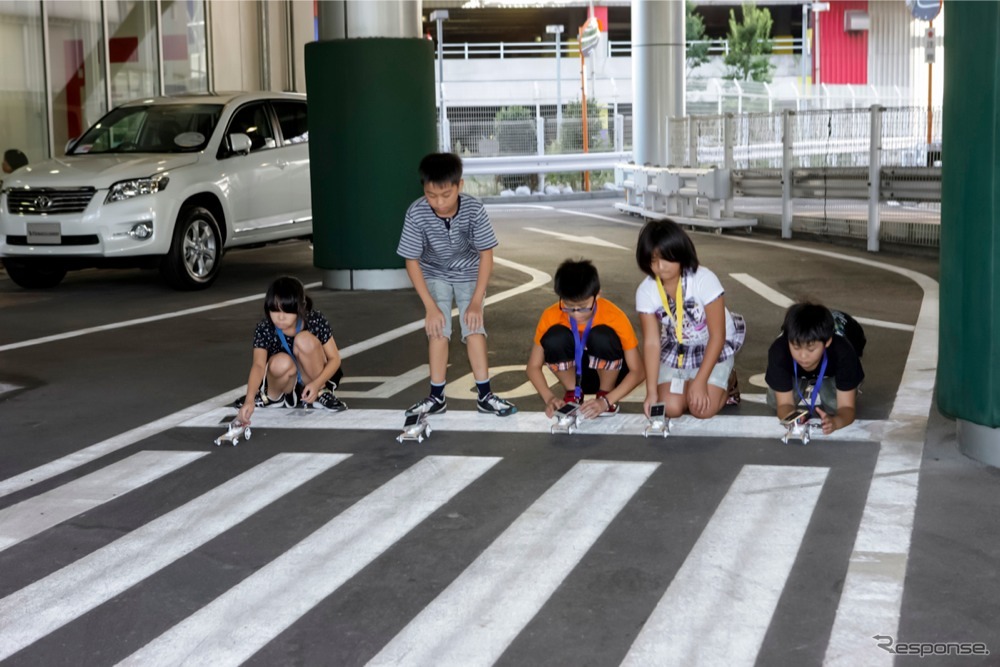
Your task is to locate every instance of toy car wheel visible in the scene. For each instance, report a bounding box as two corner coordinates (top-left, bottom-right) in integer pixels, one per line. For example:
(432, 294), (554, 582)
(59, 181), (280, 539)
(243, 427), (252, 439)
(781, 434), (789, 444)
(425, 425), (432, 436)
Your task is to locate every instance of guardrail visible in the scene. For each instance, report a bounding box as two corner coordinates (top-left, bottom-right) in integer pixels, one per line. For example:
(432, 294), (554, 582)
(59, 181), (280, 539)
(462, 151), (631, 176)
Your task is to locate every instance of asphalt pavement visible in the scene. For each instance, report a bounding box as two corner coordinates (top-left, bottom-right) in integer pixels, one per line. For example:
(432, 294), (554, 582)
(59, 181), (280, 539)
(1, 199), (996, 666)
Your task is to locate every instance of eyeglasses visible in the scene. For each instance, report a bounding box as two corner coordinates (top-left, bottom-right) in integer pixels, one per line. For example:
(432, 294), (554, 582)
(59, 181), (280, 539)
(559, 299), (596, 314)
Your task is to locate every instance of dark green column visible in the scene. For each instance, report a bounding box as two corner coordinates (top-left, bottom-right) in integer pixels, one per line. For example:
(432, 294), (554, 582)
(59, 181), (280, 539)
(305, 36), (436, 289)
(939, 2), (1000, 465)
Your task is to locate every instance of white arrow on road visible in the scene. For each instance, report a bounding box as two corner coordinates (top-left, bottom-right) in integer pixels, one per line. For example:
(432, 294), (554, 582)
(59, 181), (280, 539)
(523, 226), (628, 250)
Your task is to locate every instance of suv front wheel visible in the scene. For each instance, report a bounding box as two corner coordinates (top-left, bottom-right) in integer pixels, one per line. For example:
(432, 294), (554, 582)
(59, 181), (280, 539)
(160, 206), (223, 290)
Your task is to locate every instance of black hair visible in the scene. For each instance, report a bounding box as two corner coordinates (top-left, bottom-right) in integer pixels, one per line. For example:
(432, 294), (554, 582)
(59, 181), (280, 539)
(4, 149), (28, 171)
(263, 276), (312, 322)
(553, 258), (601, 301)
(418, 152), (463, 186)
(635, 219), (699, 277)
(783, 302), (834, 345)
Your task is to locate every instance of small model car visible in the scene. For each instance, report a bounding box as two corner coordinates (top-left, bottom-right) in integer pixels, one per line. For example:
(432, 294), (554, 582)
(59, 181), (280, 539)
(551, 403), (580, 435)
(397, 413), (431, 443)
(643, 402), (670, 438)
(215, 418), (251, 446)
(781, 410), (821, 445)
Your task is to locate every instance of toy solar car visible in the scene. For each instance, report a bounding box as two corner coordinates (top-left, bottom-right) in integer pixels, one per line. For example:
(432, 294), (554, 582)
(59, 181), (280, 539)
(397, 413), (431, 443)
(643, 402), (670, 438)
(550, 403), (580, 435)
(215, 418), (251, 446)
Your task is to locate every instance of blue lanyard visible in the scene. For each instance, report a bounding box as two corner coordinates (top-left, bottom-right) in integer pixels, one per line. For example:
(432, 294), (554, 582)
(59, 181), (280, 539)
(793, 350), (828, 415)
(569, 303), (597, 401)
(275, 319), (303, 384)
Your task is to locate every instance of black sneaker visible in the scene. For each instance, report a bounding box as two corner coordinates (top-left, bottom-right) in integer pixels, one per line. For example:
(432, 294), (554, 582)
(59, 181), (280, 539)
(406, 395), (447, 416)
(313, 389), (347, 412)
(477, 392), (517, 417)
(232, 390), (285, 409)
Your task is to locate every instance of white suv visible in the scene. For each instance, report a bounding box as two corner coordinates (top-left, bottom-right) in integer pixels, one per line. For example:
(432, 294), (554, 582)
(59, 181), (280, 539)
(0, 91), (311, 289)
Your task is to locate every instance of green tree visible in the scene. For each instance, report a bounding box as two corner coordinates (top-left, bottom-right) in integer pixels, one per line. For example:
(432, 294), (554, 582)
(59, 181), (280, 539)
(723, 2), (775, 82)
(686, 1), (710, 76)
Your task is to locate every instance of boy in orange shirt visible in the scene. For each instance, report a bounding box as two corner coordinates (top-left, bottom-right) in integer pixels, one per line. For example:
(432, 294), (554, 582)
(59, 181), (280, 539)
(526, 259), (645, 418)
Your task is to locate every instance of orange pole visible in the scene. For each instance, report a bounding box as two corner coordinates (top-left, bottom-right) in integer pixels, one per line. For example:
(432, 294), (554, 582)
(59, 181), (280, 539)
(580, 28), (590, 192)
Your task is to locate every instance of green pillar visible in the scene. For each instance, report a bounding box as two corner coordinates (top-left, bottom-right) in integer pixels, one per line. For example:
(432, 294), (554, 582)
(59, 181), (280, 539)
(305, 36), (436, 289)
(939, 2), (1000, 466)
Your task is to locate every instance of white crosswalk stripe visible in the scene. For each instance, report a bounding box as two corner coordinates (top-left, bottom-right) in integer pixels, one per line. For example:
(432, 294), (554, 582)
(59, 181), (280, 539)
(368, 460), (659, 667)
(621, 464), (829, 666)
(0, 453), (348, 661)
(0, 451), (839, 666)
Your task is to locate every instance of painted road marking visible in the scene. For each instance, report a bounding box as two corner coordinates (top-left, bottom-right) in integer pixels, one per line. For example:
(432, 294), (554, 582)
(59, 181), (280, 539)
(0, 283), (320, 353)
(368, 460), (659, 667)
(523, 226), (629, 250)
(621, 464), (829, 666)
(0, 450), (206, 553)
(728, 272), (915, 332)
(0, 453), (348, 661)
(117, 455), (500, 667)
(178, 407), (889, 443)
(0, 258), (548, 499)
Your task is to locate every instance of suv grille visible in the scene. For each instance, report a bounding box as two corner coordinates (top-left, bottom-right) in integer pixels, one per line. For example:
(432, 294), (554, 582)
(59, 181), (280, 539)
(6, 188), (97, 215)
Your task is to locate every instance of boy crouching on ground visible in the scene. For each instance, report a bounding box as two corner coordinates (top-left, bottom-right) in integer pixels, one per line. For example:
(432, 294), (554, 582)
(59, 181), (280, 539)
(526, 259), (645, 419)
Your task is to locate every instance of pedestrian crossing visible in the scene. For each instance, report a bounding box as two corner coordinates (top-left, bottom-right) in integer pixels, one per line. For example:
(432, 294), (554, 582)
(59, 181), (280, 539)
(0, 445), (861, 666)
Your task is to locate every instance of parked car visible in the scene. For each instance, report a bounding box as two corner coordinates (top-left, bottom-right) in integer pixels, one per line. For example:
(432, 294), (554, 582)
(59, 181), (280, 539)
(0, 91), (311, 289)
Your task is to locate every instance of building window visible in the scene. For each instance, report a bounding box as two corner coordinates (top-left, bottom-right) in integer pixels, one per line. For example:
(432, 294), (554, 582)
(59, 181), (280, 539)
(47, 0), (107, 152)
(161, 0), (207, 94)
(0, 1), (48, 163)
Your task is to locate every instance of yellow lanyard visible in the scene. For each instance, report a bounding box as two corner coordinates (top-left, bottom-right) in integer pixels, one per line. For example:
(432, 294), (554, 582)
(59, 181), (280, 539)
(656, 275), (684, 367)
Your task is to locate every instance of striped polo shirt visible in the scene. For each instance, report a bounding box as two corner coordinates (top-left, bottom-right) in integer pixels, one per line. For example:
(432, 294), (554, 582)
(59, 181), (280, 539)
(397, 193), (499, 282)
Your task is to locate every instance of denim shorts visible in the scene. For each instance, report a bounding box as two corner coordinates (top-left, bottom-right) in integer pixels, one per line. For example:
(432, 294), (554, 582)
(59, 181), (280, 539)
(426, 278), (486, 341)
(657, 355), (734, 390)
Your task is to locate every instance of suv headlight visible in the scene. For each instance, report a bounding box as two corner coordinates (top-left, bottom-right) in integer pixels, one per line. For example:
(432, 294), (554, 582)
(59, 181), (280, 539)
(106, 174), (170, 203)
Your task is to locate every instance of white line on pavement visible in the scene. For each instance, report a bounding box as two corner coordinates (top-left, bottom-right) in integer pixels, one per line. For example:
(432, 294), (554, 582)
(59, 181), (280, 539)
(728, 272), (915, 332)
(117, 455), (500, 667)
(523, 226), (629, 250)
(0, 453), (349, 662)
(621, 464), (829, 666)
(0, 258), (547, 498)
(368, 460), (659, 667)
(0, 283), (321, 353)
(0, 450), (206, 553)
(178, 407), (889, 443)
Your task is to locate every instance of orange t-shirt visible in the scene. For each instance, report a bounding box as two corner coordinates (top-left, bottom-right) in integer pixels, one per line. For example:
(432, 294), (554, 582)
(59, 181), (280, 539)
(533, 297), (639, 350)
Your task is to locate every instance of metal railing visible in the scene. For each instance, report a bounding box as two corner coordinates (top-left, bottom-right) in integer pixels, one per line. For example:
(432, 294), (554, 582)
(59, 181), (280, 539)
(441, 37), (802, 60)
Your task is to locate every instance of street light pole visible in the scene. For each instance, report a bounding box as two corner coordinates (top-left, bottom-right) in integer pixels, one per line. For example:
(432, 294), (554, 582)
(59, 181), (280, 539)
(430, 10), (449, 151)
(546, 24), (564, 142)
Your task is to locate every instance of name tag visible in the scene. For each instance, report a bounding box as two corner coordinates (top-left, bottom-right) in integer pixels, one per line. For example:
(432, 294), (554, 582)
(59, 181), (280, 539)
(670, 377), (685, 394)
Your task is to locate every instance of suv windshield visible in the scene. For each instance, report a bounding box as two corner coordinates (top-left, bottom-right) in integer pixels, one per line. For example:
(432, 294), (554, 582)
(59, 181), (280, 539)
(69, 103), (223, 155)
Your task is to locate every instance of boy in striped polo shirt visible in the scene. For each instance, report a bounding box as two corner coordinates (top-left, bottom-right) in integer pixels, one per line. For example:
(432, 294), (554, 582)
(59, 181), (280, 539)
(396, 153), (517, 417)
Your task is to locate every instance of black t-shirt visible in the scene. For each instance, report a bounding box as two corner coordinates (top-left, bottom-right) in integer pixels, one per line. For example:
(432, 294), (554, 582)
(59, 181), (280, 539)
(765, 334), (865, 393)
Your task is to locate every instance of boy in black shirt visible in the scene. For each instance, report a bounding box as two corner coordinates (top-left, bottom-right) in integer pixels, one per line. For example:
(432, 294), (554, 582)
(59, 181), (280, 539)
(765, 302), (866, 435)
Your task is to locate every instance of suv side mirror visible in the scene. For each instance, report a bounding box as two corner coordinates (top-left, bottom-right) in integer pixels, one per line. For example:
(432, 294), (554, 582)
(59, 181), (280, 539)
(227, 133), (252, 156)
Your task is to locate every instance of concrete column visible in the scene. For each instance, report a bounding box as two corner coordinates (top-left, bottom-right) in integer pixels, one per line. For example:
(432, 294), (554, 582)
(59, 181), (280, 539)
(310, 1), (434, 290)
(631, 0), (684, 166)
(939, 2), (1000, 466)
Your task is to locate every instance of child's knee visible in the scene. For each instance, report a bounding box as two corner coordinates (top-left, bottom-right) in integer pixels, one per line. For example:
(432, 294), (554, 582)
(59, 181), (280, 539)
(293, 331), (321, 355)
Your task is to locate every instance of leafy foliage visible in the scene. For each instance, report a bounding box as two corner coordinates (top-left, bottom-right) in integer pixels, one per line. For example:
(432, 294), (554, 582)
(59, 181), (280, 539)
(686, 1), (711, 75)
(723, 2), (776, 82)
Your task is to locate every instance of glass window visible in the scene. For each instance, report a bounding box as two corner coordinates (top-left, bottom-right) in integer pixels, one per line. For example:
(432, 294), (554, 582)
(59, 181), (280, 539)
(46, 1), (107, 153)
(271, 101), (309, 144)
(226, 103), (276, 153)
(106, 1), (159, 107)
(0, 1), (48, 164)
(161, 0), (207, 94)
(69, 103), (222, 155)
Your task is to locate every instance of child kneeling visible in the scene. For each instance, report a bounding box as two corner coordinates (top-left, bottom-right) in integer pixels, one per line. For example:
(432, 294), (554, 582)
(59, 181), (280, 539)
(526, 259), (645, 419)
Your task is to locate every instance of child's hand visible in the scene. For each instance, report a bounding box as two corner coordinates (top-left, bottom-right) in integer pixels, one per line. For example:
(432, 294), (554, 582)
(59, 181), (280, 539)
(425, 308), (446, 338)
(238, 403), (254, 423)
(816, 408), (838, 434)
(300, 382), (318, 404)
(578, 397), (606, 419)
(463, 303), (484, 331)
(687, 379), (711, 416)
(544, 395), (564, 419)
(643, 393), (657, 418)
